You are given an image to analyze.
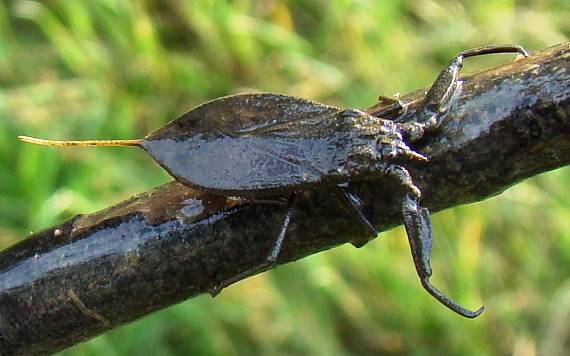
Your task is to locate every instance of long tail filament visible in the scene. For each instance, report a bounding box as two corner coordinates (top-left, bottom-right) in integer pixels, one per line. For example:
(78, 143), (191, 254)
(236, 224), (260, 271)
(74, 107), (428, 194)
(18, 136), (142, 147)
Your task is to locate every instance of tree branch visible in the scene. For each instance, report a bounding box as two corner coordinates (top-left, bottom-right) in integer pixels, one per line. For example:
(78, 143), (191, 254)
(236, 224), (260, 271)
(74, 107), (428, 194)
(0, 42), (568, 355)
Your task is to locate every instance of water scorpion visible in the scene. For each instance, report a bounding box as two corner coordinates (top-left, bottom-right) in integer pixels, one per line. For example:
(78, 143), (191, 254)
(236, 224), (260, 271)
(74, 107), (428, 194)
(19, 44), (529, 318)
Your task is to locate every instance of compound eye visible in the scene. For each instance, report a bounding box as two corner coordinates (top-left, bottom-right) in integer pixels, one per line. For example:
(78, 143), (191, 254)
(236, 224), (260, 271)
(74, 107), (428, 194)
(377, 135), (427, 161)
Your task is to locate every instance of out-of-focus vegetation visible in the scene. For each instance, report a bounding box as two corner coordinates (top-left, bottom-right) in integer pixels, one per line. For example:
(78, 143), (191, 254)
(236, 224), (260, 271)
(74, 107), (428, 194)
(1, 0), (569, 354)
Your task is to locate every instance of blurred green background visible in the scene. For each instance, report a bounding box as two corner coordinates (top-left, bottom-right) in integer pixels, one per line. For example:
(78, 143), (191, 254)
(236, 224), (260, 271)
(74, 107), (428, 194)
(1, 0), (569, 355)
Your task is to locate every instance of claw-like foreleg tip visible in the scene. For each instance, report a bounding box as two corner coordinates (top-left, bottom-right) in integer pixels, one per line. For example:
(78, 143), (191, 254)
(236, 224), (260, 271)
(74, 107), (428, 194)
(421, 277), (485, 319)
(466, 305), (485, 319)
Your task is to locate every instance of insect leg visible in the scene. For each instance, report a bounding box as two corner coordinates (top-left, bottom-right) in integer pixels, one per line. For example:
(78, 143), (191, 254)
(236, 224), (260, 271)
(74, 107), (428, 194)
(208, 193), (297, 297)
(266, 193), (297, 263)
(389, 165), (484, 318)
(334, 185), (378, 248)
(413, 44), (528, 137)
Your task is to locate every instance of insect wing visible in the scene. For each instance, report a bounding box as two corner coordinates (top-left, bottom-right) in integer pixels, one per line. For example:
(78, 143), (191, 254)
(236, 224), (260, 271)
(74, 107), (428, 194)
(142, 93), (346, 194)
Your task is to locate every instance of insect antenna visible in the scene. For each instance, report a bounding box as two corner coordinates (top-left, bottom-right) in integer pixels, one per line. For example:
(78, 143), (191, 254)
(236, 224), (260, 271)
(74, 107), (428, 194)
(18, 136), (142, 147)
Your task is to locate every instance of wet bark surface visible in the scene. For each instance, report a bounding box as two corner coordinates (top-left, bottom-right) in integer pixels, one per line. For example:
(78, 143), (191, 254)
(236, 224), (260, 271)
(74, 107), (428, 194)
(0, 42), (568, 355)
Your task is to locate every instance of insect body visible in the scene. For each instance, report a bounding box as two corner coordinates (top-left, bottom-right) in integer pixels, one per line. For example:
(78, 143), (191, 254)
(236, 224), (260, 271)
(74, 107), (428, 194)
(19, 44), (528, 318)
(142, 94), (428, 195)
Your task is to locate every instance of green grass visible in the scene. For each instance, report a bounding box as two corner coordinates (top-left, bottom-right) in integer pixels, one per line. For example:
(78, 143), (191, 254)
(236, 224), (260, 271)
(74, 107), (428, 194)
(1, 0), (569, 355)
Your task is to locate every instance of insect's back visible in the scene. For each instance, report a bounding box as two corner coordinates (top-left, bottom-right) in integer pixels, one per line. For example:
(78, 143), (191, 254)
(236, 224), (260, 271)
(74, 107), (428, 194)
(141, 93), (352, 196)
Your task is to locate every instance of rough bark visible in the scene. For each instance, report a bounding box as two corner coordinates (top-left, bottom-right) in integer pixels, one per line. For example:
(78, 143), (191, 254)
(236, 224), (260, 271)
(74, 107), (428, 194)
(0, 42), (568, 355)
